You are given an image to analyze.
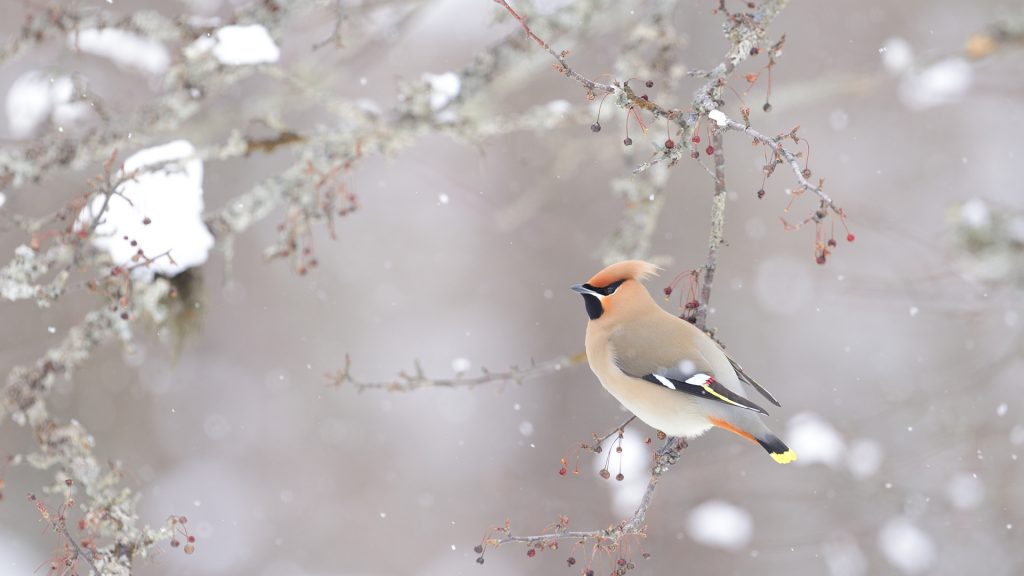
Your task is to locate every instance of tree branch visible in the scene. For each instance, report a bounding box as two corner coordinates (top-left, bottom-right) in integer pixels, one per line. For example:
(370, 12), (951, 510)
(695, 130), (727, 331)
(327, 353), (585, 392)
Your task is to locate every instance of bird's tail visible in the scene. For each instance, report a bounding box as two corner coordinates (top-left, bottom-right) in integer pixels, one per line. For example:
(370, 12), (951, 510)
(756, 433), (797, 464)
(709, 417), (797, 464)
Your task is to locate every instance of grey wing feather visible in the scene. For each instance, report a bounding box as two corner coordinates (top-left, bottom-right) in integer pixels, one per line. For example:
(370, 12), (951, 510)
(726, 355), (782, 407)
(607, 318), (770, 415)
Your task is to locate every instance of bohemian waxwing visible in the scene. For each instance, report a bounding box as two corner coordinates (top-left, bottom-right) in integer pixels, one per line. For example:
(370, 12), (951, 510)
(571, 260), (797, 464)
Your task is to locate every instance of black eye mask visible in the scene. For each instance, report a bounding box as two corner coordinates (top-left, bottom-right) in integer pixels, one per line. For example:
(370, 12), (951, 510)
(580, 279), (625, 320)
(582, 279), (625, 296)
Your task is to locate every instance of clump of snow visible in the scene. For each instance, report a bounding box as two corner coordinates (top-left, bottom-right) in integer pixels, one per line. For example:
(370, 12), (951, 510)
(945, 472), (985, 510)
(51, 100), (92, 129)
(899, 58), (972, 110)
(422, 72), (461, 111)
(959, 198), (991, 229)
(5, 71), (74, 138)
(708, 109), (728, 126)
(880, 37), (914, 74)
(686, 500), (753, 550)
(786, 412), (845, 467)
(76, 140), (214, 280)
(451, 357), (471, 373)
(846, 439), (883, 479)
(546, 99), (571, 115)
(187, 25), (280, 65)
(878, 517), (935, 574)
(71, 29), (170, 75)
(518, 420), (533, 436)
(0, 192), (6, 209)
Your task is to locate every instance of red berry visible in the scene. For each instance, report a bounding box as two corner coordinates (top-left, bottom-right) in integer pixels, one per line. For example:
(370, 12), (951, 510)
(816, 254), (826, 265)
(142, 217), (151, 225)
(618, 559), (627, 566)
(590, 122), (602, 133)
(474, 545), (484, 554)
(827, 238), (837, 247)
(691, 135), (701, 144)
(599, 469), (611, 479)
(663, 286), (673, 297)
(690, 151), (699, 159)
(623, 137), (633, 146)
(705, 145), (714, 155)
(559, 467), (567, 476)
(187, 535), (196, 543)
(615, 473), (624, 481)
(645, 80), (654, 88)
(757, 189), (765, 199)
(527, 549), (536, 558)
(664, 139), (675, 149)
(846, 233), (855, 242)
(567, 557), (576, 566)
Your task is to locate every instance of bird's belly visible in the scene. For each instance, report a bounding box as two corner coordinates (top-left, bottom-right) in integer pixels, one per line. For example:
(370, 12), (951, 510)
(596, 373), (713, 438)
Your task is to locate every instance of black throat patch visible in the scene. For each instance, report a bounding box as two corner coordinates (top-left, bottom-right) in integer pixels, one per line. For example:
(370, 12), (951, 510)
(582, 294), (603, 320)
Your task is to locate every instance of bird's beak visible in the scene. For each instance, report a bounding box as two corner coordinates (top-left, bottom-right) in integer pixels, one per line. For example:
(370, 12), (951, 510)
(570, 283), (600, 297)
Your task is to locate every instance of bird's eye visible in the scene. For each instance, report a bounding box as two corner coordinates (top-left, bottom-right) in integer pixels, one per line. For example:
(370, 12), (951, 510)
(584, 279), (626, 296)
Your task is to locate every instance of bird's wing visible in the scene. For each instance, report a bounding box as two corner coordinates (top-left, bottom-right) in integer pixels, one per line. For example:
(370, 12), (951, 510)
(725, 354), (782, 407)
(638, 371), (770, 415)
(609, 319), (770, 416)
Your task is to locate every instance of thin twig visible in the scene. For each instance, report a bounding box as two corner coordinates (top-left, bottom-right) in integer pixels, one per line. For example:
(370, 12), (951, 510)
(55, 520), (100, 576)
(326, 353), (585, 392)
(485, 437), (687, 549)
(496, 0), (841, 217)
(492, 0), (686, 125)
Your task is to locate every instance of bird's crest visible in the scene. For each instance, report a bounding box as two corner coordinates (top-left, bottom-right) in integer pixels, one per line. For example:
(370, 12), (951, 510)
(587, 260), (660, 288)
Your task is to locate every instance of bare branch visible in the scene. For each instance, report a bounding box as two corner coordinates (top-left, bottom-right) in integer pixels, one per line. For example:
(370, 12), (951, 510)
(327, 353), (585, 392)
(694, 131), (727, 331)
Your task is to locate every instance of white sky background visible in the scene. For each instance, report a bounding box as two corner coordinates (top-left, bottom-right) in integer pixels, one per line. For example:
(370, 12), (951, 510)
(1, 1), (1022, 575)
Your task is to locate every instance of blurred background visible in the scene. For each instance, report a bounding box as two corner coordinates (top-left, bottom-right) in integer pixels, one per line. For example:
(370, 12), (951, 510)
(1, 0), (1022, 575)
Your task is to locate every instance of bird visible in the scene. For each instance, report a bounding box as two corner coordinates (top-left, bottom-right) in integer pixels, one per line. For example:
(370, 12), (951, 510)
(571, 260), (796, 464)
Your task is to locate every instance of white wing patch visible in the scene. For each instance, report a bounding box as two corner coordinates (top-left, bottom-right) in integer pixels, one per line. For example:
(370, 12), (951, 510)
(685, 373), (713, 385)
(653, 374), (677, 390)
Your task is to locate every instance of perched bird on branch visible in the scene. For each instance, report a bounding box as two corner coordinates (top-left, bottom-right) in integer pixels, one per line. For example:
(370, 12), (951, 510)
(571, 260), (796, 464)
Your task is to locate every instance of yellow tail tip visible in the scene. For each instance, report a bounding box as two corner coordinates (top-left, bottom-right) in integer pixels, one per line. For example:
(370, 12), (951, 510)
(770, 450), (798, 464)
